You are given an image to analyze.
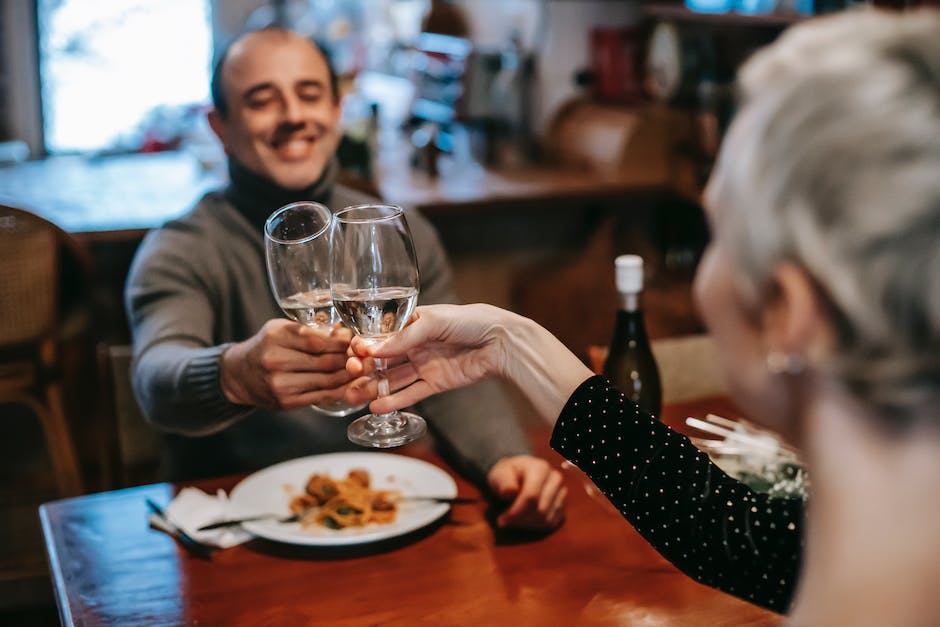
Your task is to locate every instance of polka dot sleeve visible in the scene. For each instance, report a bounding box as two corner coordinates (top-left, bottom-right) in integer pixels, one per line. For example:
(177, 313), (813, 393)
(551, 376), (803, 614)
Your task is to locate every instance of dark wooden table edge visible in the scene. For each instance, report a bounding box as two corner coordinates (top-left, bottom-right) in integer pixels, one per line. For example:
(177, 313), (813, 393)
(39, 503), (75, 627)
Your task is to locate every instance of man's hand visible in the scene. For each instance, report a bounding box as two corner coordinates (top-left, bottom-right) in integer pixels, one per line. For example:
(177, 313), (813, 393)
(487, 455), (567, 530)
(220, 319), (354, 409)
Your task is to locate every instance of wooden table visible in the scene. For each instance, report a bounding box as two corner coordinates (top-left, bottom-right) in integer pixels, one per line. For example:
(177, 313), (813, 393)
(39, 398), (778, 626)
(0, 152), (222, 242)
(0, 149), (668, 241)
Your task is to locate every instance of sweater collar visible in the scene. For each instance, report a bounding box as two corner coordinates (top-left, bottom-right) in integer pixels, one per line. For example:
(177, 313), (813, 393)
(223, 157), (337, 233)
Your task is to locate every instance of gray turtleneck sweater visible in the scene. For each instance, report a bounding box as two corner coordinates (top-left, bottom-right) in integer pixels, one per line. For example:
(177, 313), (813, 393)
(125, 166), (531, 482)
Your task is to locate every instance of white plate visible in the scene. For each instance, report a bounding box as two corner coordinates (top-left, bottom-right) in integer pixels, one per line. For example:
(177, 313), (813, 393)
(228, 452), (457, 546)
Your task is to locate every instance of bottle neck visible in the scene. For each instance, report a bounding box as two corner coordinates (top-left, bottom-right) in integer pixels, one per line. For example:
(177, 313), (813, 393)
(617, 290), (641, 313)
(614, 290), (649, 342)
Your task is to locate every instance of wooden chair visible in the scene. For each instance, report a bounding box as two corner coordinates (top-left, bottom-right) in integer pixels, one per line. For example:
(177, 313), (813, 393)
(650, 334), (727, 403)
(97, 343), (163, 487)
(589, 333), (726, 404)
(0, 206), (85, 496)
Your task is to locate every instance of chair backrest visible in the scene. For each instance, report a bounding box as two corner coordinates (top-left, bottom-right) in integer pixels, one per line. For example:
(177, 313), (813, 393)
(0, 208), (59, 346)
(98, 343), (163, 486)
(651, 334), (727, 403)
(0, 206), (93, 497)
(589, 333), (727, 404)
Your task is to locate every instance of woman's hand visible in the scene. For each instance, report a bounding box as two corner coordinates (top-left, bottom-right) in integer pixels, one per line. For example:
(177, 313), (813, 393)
(345, 304), (518, 414)
(346, 303), (593, 423)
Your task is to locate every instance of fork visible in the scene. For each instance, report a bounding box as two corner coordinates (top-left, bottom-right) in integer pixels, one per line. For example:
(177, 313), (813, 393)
(146, 498), (214, 558)
(197, 495), (479, 531)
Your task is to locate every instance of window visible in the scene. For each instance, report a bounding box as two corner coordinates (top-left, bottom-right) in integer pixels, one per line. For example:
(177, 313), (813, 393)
(37, 0), (213, 154)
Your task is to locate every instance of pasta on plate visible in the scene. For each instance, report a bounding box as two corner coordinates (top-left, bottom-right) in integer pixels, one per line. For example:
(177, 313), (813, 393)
(289, 469), (399, 530)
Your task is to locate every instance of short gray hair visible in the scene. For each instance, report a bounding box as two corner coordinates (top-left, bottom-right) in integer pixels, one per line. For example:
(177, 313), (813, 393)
(706, 9), (940, 425)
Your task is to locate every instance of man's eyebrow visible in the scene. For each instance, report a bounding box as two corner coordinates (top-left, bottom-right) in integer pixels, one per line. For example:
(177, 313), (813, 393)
(241, 79), (325, 100)
(296, 79), (326, 91)
(242, 82), (275, 100)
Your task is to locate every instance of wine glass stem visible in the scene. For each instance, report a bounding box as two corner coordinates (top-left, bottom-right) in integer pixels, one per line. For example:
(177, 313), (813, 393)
(376, 357), (391, 398)
(370, 358), (403, 427)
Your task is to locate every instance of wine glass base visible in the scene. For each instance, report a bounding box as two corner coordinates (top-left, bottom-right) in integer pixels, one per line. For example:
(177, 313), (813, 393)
(347, 411), (427, 448)
(311, 400), (367, 417)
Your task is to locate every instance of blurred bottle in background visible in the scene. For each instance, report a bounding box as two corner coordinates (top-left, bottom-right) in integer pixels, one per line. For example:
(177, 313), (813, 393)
(588, 26), (644, 103)
(603, 255), (663, 419)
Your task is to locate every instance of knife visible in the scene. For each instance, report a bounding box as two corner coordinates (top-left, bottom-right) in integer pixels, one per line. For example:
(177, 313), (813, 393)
(146, 498), (214, 558)
(197, 496), (479, 531)
(197, 513), (300, 531)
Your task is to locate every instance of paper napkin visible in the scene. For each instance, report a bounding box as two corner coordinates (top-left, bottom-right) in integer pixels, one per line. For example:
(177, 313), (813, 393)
(148, 487), (253, 548)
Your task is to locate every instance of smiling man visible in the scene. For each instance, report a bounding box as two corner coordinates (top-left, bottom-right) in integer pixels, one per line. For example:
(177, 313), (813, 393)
(125, 28), (566, 531)
(207, 29), (341, 190)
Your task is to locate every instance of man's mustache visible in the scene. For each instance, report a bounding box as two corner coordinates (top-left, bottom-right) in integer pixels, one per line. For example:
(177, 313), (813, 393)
(271, 122), (315, 145)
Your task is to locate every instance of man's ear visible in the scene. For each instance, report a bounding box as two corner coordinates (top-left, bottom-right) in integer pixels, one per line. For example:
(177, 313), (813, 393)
(207, 109), (229, 153)
(762, 262), (835, 364)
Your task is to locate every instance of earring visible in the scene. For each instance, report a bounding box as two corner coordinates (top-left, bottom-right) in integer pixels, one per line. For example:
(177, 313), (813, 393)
(766, 351), (806, 375)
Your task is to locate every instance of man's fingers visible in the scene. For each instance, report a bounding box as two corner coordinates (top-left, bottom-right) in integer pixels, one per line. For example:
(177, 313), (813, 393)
(546, 486), (568, 527)
(501, 467), (547, 522)
(287, 385), (352, 409)
(269, 350), (348, 374)
(270, 370), (353, 398)
(298, 325), (352, 353)
(346, 356), (368, 377)
(486, 458), (566, 530)
(304, 352), (349, 373)
(267, 322), (351, 354)
(329, 324), (353, 342)
(346, 375), (377, 404)
(537, 471), (565, 514)
(277, 322), (350, 352)
(551, 486), (568, 517)
(500, 482), (567, 530)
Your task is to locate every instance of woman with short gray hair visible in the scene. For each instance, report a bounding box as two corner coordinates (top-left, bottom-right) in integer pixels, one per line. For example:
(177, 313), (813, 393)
(710, 9), (940, 426)
(347, 9), (940, 624)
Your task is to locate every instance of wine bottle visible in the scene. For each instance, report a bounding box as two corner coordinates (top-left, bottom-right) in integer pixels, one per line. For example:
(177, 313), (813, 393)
(602, 255), (663, 419)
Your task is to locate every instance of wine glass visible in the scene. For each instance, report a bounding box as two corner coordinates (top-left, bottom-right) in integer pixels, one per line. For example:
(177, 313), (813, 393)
(264, 201), (365, 417)
(330, 203), (427, 447)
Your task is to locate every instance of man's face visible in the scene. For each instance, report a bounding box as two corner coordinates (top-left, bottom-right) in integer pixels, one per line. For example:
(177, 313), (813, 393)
(209, 31), (342, 190)
(381, 311), (397, 334)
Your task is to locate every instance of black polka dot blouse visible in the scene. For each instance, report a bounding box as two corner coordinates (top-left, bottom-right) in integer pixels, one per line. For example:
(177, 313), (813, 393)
(550, 376), (803, 614)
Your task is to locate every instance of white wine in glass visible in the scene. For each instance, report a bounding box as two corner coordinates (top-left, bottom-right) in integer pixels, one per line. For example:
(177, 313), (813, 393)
(330, 203), (427, 447)
(264, 201), (366, 417)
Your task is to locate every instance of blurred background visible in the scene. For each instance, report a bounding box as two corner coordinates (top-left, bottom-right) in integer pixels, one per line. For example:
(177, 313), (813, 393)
(0, 0), (935, 623)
